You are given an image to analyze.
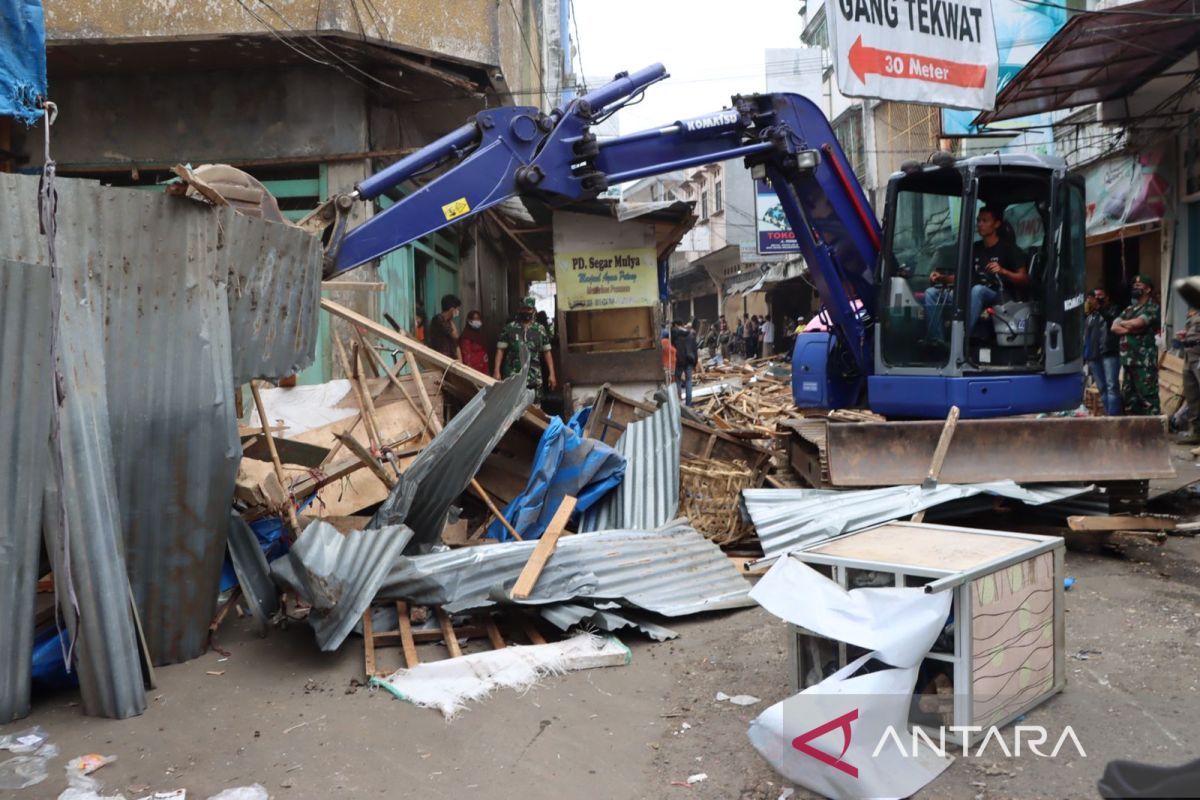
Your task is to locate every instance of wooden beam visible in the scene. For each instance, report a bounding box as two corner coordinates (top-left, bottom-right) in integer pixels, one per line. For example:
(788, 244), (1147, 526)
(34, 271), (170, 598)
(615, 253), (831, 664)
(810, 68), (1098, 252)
(912, 405), (960, 523)
(1067, 515), (1176, 532)
(362, 610), (378, 678)
(334, 432), (397, 490)
(321, 297), (497, 388)
(249, 381), (302, 537)
(435, 607), (463, 659)
(396, 601), (419, 668)
(511, 496), (577, 600)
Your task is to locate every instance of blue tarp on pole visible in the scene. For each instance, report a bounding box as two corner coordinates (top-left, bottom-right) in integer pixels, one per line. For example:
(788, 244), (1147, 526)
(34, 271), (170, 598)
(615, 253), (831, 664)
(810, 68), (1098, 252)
(487, 414), (625, 542)
(0, 1), (47, 124)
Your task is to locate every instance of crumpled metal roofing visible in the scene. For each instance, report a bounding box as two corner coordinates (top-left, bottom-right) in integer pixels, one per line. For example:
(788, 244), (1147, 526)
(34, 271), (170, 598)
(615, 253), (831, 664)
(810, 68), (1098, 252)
(0, 258), (53, 723)
(538, 603), (678, 642)
(378, 519), (753, 617)
(0, 172), (322, 676)
(580, 389), (681, 532)
(271, 520), (414, 651)
(227, 511), (281, 638)
(742, 481), (1092, 559)
(375, 369), (534, 551)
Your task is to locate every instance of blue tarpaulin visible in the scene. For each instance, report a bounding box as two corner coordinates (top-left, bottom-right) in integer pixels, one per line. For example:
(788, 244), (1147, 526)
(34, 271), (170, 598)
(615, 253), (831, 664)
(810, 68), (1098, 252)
(0, 1), (46, 124)
(487, 414), (625, 541)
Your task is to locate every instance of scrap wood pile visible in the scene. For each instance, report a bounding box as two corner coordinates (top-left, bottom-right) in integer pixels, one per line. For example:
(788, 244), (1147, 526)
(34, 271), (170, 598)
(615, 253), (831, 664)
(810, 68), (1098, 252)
(222, 300), (758, 715)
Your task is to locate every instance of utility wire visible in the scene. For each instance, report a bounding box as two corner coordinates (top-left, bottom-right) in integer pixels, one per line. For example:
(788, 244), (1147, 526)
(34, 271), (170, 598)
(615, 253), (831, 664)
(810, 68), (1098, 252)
(506, 0), (548, 103)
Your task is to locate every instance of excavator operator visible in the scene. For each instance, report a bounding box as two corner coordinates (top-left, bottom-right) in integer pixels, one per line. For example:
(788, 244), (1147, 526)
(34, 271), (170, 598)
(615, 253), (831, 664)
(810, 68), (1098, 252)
(923, 206), (1030, 345)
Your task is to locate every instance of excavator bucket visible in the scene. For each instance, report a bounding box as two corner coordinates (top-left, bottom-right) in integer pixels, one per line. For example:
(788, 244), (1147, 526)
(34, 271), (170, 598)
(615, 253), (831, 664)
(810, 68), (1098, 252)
(789, 416), (1175, 487)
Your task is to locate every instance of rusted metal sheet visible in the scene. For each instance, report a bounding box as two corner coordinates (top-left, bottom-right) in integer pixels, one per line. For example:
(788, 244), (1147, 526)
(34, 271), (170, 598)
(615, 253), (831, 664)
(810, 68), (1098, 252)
(793, 416), (1175, 487)
(0, 172), (321, 673)
(219, 207), (323, 383)
(0, 259), (53, 723)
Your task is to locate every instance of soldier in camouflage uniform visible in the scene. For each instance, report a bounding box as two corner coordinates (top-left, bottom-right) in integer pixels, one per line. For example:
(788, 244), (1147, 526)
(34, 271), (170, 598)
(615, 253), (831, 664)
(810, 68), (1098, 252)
(1112, 274), (1161, 416)
(494, 296), (556, 401)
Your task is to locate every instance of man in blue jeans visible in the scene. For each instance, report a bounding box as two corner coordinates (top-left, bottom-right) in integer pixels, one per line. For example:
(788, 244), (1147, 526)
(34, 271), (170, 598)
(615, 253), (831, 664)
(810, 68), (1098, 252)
(924, 207), (1030, 343)
(1084, 288), (1121, 415)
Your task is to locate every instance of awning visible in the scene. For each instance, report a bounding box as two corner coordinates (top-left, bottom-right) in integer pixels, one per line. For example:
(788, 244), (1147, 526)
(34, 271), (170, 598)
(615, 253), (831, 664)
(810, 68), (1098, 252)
(974, 0), (1200, 125)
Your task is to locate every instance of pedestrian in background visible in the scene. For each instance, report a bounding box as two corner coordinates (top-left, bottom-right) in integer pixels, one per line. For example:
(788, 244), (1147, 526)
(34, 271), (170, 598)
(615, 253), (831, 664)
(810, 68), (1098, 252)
(1084, 288), (1121, 416)
(661, 326), (676, 380)
(760, 315), (775, 356)
(745, 316), (759, 359)
(495, 296), (556, 401)
(671, 319), (698, 406)
(427, 293), (462, 359)
(1112, 274), (1161, 416)
(459, 309), (490, 375)
(1176, 306), (1200, 441)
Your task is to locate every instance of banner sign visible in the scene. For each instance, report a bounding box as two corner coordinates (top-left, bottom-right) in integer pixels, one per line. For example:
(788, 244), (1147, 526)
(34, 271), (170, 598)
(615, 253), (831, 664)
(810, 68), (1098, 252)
(553, 210), (660, 310)
(826, 0), (999, 110)
(1083, 146), (1174, 238)
(554, 247), (659, 310)
(756, 178), (801, 255)
(942, 0), (1066, 135)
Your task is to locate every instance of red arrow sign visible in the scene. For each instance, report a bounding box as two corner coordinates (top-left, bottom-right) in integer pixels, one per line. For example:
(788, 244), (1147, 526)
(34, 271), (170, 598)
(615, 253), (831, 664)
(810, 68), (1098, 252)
(849, 35), (987, 89)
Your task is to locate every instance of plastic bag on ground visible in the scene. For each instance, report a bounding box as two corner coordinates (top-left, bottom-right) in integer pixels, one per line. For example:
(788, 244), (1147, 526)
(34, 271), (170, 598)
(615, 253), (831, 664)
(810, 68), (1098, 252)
(207, 785), (269, 800)
(0, 725), (51, 753)
(0, 742), (60, 790)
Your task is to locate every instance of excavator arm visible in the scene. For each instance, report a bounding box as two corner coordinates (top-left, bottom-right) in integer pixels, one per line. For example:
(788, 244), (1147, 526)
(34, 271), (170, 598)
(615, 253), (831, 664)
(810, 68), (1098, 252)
(314, 65), (881, 388)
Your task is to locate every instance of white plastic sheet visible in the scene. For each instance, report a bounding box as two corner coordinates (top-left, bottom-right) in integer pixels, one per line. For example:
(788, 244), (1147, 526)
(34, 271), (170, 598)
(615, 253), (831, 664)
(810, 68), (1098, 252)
(246, 380), (356, 437)
(747, 558), (954, 799)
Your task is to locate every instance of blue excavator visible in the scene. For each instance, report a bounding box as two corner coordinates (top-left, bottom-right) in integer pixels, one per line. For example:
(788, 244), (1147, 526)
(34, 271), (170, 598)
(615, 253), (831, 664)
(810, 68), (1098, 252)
(292, 65), (1169, 487)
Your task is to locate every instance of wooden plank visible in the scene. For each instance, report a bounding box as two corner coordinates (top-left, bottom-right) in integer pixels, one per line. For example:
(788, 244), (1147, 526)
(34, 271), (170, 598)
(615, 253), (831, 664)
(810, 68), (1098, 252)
(249, 381), (302, 537)
(322, 297), (498, 389)
(334, 432), (397, 490)
(435, 607), (462, 658)
(396, 601), (419, 668)
(321, 281), (385, 293)
(807, 524), (1039, 572)
(518, 614), (547, 645)
(511, 496), (578, 600)
(1067, 515), (1176, 531)
(912, 405), (960, 523)
(362, 610), (377, 677)
(483, 615), (506, 650)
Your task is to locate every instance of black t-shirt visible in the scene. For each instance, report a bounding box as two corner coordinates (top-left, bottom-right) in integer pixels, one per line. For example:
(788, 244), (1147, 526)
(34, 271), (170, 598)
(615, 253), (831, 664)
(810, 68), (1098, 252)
(972, 238), (1028, 294)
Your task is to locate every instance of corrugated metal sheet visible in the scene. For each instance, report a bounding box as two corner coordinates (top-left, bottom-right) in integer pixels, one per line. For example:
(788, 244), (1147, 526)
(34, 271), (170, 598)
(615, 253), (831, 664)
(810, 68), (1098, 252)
(227, 511), (281, 638)
(378, 520), (754, 616)
(271, 521), (414, 651)
(45, 273), (146, 719)
(0, 259), (53, 723)
(0, 173), (322, 671)
(388, 370), (534, 551)
(580, 389), (681, 532)
(538, 603), (678, 641)
(219, 210), (323, 384)
(742, 482), (1091, 559)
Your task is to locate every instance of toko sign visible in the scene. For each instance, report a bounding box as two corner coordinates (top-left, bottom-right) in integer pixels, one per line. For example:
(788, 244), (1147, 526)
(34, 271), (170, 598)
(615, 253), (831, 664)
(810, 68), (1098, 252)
(826, 0), (999, 110)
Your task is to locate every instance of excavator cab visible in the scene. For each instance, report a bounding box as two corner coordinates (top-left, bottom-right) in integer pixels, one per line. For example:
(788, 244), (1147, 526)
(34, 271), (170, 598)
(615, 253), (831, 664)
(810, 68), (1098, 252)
(870, 154), (1087, 418)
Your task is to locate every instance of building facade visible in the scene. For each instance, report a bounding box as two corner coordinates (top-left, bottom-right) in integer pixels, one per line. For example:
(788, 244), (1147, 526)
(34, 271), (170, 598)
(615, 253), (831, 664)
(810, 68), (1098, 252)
(14, 0), (555, 383)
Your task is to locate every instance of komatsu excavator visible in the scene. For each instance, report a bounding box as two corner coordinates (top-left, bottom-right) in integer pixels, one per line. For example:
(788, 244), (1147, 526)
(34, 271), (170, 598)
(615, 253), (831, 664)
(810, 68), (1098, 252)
(265, 64), (1168, 488)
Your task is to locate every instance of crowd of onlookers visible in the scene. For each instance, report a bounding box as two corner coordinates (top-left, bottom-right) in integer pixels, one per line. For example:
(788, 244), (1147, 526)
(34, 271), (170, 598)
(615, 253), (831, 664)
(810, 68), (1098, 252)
(414, 293), (558, 401)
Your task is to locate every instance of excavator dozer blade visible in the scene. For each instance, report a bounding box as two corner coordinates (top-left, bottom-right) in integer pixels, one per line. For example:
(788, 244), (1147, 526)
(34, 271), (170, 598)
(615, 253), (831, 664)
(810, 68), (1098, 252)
(791, 416), (1175, 487)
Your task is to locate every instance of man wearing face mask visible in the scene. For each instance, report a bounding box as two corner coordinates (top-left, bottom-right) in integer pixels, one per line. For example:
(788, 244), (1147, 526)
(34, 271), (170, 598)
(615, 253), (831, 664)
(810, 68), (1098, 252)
(1112, 275), (1161, 415)
(495, 296), (557, 400)
(459, 310), (490, 374)
(1084, 288), (1121, 416)
(427, 294), (463, 360)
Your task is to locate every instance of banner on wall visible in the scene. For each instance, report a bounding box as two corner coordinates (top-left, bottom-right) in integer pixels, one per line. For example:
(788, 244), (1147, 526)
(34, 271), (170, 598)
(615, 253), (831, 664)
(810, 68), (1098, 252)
(942, 0), (1066, 136)
(756, 179), (801, 255)
(553, 211), (660, 311)
(826, 0), (999, 110)
(1083, 147), (1174, 239)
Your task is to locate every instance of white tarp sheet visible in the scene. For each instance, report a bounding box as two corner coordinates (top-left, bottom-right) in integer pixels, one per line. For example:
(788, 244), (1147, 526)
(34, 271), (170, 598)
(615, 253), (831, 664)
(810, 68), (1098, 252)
(747, 557), (954, 799)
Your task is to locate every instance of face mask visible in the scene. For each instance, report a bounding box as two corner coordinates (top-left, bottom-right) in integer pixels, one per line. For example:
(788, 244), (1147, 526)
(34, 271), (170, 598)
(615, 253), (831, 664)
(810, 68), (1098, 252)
(453, 308), (461, 318)
(468, 319), (482, 329)
(1131, 288), (1143, 299)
